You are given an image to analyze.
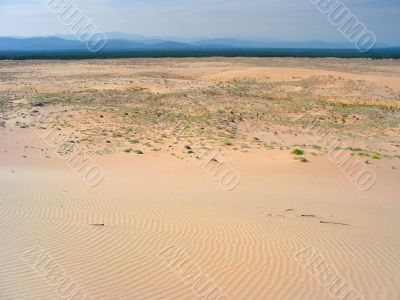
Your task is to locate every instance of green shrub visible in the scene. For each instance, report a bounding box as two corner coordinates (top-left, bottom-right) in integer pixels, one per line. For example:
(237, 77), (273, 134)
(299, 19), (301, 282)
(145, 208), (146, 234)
(291, 149), (304, 155)
(293, 157), (309, 163)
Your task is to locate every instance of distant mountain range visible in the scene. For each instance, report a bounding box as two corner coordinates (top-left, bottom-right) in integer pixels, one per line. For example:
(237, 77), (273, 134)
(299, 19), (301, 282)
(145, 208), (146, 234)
(0, 33), (397, 51)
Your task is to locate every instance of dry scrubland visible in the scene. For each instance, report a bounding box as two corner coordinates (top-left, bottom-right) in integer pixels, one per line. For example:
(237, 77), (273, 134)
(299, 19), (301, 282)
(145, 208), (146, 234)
(0, 58), (400, 299)
(0, 57), (400, 159)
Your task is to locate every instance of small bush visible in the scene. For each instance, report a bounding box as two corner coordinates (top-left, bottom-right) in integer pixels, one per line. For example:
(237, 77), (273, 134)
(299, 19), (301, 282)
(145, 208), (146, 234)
(293, 157), (309, 163)
(371, 153), (381, 160)
(291, 149), (304, 155)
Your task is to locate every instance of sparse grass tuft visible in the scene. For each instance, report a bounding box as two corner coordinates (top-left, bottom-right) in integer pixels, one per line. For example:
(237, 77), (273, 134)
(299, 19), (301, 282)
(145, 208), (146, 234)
(293, 157), (309, 163)
(291, 149), (304, 155)
(371, 153), (381, 159)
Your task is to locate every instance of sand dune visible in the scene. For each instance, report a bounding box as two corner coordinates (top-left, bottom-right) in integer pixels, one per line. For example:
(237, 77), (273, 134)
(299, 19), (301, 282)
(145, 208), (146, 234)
(1, 58), (399, 299)
(0, 150), (399, 299)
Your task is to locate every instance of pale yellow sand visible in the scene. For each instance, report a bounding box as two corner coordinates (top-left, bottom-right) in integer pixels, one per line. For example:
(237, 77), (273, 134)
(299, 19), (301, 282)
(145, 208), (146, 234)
(0, 149), (399, 299)
(0, 58), (399, 299)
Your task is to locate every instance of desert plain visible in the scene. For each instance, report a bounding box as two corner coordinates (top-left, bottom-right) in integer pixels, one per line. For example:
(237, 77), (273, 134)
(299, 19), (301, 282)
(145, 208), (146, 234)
(0, 57), (399, 299)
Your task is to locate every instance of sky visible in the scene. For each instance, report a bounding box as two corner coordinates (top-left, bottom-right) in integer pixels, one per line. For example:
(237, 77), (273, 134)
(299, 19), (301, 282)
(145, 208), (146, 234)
(0, 0), (399, 45)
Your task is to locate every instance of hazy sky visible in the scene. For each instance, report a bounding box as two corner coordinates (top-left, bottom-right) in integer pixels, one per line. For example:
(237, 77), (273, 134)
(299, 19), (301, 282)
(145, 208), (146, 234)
(0, 0), (399, 44)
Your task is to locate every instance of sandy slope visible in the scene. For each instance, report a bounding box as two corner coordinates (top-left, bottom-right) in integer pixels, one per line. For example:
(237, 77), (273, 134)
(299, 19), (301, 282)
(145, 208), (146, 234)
(0, 148), (399, 299)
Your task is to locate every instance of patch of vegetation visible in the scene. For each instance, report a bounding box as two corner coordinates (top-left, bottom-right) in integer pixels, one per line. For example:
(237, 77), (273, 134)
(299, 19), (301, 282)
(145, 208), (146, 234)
(346, 147), (363, 152)
(293, 157), (309, 163)
(357, 151), (370, 157)
(371, 153), (381, 160)
(291, 149), (304, 155)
